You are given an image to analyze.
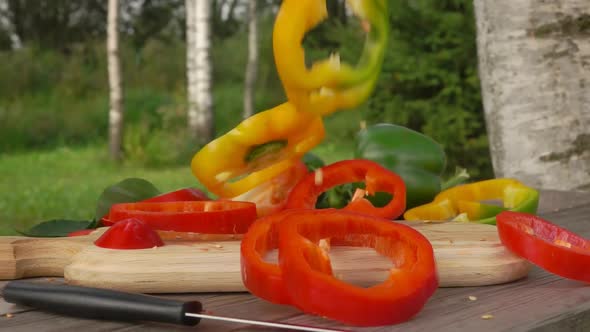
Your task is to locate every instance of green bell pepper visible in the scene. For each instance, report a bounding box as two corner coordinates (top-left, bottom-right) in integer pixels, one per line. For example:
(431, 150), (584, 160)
(354, 123), (467, 209)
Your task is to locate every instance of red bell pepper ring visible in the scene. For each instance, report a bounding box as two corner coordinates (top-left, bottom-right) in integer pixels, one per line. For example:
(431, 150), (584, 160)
(101, 188), (211, 226)
(277, 209), (438, 326)
(107, 201), (257, 234)
(240, 211), (294, 305)
(285, 159), (406, 219)
(497, 211), (590, 283)
(94, 218), (164, 250)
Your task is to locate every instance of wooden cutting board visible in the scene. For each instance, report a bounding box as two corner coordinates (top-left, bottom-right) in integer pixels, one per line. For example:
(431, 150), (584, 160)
(0, 222), (531, 293)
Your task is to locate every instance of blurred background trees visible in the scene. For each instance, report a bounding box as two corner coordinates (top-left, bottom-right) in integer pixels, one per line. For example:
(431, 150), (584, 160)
(185, 0), (214, 144)
(242, 0), (258, 119)
(107, 0), (124, 161)
(0, 0), (493, 178)
(2, 0), (588, 235)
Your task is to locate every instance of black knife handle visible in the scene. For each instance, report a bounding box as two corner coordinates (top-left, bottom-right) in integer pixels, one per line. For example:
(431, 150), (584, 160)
(3, 281), (202, 326)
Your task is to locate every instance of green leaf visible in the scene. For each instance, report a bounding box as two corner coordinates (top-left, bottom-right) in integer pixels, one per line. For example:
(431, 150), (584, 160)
(15, 219), (95, 237)
(302, 152), (325, 172)
(95, 178), (161, 221)
(315, 182), (364, 209)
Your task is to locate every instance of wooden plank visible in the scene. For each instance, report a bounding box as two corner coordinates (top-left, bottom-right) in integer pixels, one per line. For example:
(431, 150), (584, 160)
(274, 203), (590, 332)
(278, 267), (590, 332)
(537, 189), (590, 214)
(540, 203), (590, 235)
(1, 191), (589, 332)
(33, 262), (588, 332)
(1, 223), (530, 290)
(64, 222), (530, 292)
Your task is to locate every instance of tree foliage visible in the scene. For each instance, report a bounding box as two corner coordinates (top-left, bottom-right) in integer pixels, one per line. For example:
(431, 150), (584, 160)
(2, 0), (107, 51)
(0, 0), (494, 178)
(297, 0), (492, 179)
(365, 0), (493, 179)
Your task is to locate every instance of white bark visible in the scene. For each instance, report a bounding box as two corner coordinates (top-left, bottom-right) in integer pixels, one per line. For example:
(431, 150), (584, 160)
(474, 1), (590, 191)
(0, 1), (21, 50)
(186, 0), (214, 144)
(107, 0), (124, 161)
(243, 0), (258, 119)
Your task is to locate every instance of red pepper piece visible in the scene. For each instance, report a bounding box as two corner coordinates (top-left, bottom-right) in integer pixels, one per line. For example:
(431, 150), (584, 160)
(67, 229), (94, 237)
(497, 211), (590, 283)
(143, 187), (210, 203)
(285, 159), (406, 219)
(101, 188), (211, 226)
(277, 209), (438, 326)
(240, 211), (294, 305)
(94, 218), (164, 249)
(108, 201), (257, 234)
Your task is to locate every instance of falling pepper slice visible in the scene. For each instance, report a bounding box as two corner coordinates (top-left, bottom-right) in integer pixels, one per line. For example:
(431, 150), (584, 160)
(497, 211), (590, 283)
(285, 159), (406, 220)
(272, 0), (389, 115)
(191, 102), (325, 198)
(277, 209), (438, 326)
(403, 178), (539, 224)
(231, 161), (309, 217)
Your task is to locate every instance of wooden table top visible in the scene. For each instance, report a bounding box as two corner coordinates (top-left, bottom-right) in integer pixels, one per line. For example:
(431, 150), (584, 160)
(1, 189), (589, 332)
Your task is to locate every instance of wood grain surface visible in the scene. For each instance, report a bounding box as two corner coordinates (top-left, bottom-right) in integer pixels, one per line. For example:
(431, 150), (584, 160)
(1, 189), (590, 332)
(65, 222), (530, 292)
(1, 222), (530, 291)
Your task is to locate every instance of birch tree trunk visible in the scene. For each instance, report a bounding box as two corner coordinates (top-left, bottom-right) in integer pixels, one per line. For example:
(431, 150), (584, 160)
(243, 0), (258, 119)
(474, 1), (590, 191)
(186, 0), (214, 144)
(107, 0), (124, 161)
(0, 2), (21, 50)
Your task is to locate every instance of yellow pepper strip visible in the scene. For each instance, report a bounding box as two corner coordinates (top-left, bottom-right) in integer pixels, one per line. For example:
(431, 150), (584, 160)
(191, 102), (325, 198)
(272, 0), (389, 115)
(307, 75), (379, 116)
(403, 178), (540, 225)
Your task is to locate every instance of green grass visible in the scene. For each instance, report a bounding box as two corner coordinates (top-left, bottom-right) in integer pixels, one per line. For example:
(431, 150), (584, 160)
(0, 140), (352, 236)
(0, 145), (197, 235)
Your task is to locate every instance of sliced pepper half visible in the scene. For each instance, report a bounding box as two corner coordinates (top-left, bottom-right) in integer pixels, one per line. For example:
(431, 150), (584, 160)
(403, 178), (539, 225)
(94, 218), (164, 250)
(277, 209), (438, 326)
(285, 159), (406, 220)
(191, 102), (325, 198)
(273, 0), (389, 115)
(107, 201), (258, 234)
(497, 211), (590, 283)
(231, 161), (308, 217)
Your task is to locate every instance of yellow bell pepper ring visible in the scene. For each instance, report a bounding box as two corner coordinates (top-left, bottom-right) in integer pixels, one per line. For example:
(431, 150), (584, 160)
(403, 178), (540, 225)
(190, 102), (325, 198)
(272, 0), (389, 116)
(306, 74), (379, 116)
